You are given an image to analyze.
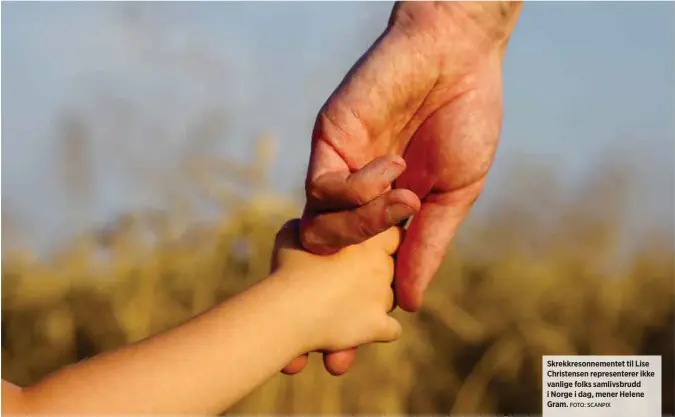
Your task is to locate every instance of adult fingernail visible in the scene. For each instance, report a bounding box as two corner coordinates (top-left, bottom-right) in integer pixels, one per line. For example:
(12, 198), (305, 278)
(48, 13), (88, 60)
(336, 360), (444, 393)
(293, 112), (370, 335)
(386, 204), (414, 225)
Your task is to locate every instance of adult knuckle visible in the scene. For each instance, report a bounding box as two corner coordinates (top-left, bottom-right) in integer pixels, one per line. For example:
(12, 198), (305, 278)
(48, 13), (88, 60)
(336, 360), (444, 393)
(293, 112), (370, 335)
(344, 178), (369, 206)
(298, 218), (324, 252)
(317, 105), (370, 151)
(306, 181), (325, 204)
(357, 220), (376, 241)
(355, 210), (381, 241)
(298, 216), (313, 241)
(316, 111), (350, 151)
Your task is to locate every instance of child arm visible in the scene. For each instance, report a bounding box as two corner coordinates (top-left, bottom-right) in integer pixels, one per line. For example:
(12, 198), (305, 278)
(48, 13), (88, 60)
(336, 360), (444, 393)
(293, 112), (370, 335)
(3, 269), (311, 416)
(2, 221), (401, 416)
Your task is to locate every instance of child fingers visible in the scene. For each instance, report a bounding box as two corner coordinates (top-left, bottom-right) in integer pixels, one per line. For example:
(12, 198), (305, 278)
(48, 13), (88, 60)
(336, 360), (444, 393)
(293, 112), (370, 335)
(368, 226), (404, 255)
(374, 315), (402, 343)
(281, 353), (309, 375)
(323, 348), (358, 376)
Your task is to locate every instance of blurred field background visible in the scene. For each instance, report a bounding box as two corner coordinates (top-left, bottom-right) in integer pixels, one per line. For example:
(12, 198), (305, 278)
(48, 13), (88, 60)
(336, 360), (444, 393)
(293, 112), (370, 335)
(2, 2), (674, 415)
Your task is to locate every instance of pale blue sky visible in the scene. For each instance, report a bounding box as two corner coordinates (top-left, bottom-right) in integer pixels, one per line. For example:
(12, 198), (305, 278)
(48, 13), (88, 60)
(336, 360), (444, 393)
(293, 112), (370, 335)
(2, 2), (674, 252)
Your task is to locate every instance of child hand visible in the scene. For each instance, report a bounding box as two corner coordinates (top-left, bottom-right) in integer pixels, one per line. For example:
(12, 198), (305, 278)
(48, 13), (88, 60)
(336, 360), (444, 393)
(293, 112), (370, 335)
(271, 219), (403, 354)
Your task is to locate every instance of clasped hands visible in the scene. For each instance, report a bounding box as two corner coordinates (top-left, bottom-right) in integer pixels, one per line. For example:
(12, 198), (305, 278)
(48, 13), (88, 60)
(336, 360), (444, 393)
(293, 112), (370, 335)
(277, 1), (522, 377)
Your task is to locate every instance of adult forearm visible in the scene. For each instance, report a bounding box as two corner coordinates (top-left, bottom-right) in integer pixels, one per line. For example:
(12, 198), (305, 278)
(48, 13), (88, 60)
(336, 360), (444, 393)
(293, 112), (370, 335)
(19, 273), (307, 416)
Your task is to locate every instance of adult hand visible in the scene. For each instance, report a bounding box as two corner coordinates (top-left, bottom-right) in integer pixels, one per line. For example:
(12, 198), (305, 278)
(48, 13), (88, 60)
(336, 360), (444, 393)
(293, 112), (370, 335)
(285, 1), (522, 376)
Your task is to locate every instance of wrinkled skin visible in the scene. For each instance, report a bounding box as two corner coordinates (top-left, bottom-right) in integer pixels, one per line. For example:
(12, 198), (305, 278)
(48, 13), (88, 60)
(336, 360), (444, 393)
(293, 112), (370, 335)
(286, 2), (523, 376)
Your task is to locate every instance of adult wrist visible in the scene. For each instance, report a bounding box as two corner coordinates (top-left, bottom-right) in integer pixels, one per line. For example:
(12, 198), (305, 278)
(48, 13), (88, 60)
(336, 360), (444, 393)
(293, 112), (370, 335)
(389, 1), (522, 62)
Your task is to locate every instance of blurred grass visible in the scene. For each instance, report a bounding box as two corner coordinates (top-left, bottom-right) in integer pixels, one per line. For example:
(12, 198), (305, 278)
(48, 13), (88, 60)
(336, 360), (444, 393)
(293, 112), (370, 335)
(2, 129), (673, 415)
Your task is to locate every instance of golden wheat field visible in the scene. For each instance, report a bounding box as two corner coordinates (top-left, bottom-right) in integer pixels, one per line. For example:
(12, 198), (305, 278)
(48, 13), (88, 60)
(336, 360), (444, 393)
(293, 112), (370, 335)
(1, 133), (673, 415)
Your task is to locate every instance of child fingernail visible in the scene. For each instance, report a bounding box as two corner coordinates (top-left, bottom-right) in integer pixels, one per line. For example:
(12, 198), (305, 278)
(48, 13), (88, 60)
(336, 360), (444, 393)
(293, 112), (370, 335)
(386, 204), (414, 225)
